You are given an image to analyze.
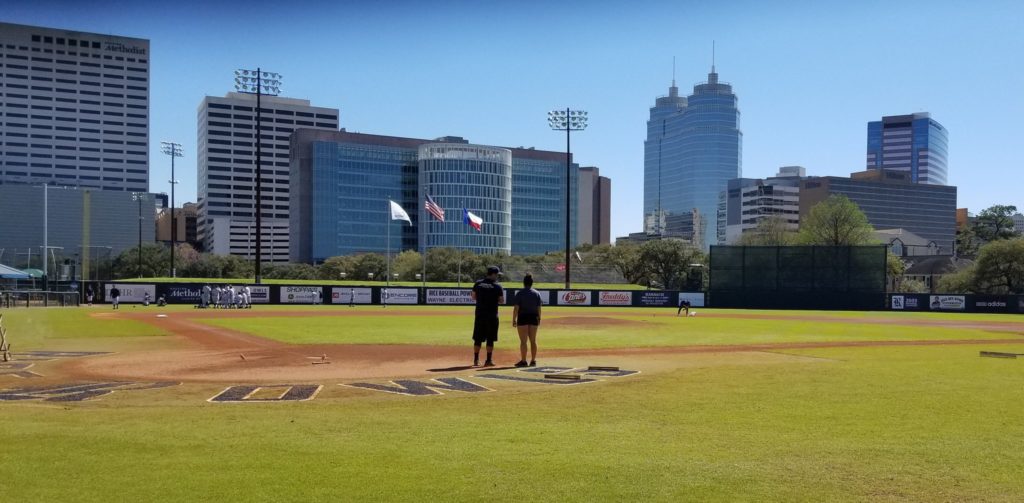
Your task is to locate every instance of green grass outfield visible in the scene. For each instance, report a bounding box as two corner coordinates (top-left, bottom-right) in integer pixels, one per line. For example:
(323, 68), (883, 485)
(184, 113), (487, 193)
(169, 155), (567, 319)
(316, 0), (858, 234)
(2, 306), (1023, 501)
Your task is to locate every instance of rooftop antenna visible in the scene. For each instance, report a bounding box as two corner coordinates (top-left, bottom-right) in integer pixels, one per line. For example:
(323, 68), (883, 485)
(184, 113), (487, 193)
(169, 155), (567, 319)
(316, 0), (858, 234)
(672, 56), (676, 87)
(712, 40), (716, 73)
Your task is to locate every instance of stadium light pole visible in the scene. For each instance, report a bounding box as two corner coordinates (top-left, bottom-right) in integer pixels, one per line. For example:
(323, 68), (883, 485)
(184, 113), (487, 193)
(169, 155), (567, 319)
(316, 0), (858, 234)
(548, 108), (587, 290)
(234, 68), (282, 285)
(160, 141), (183, 278)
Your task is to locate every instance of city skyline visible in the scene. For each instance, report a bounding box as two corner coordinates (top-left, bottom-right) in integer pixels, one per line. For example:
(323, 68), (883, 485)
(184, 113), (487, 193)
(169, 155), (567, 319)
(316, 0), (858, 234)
(3, 0), (1023, 241)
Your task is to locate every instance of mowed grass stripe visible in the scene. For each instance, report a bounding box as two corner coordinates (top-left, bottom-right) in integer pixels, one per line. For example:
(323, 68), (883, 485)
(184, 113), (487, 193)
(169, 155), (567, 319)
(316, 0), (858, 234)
(3, 344), (1023, 501)
(194, 308), (1020, 349)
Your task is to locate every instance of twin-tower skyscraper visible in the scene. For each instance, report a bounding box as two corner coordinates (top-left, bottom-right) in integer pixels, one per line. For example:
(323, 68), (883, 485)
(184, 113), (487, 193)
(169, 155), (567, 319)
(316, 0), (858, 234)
(643, 62), (742, 248)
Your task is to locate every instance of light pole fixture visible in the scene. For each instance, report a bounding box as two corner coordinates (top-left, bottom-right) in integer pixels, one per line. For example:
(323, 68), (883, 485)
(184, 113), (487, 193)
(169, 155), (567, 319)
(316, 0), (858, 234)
(547, 108), (588, 290)
(131, 192), (147, 277)
(234, 68), (282, 285)
(160, 141), (183, 278)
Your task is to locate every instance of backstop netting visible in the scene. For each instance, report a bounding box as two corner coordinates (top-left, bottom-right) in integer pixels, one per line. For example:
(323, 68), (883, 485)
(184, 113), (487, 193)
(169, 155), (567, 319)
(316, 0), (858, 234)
(709, 245), (887, 310)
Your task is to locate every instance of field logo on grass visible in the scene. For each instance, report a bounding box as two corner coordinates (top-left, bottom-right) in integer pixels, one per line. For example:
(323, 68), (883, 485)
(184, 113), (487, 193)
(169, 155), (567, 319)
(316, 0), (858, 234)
(209, 384), (322, 402)
(558, 291), (591, 305)
(929, 295), (965, 311)
(0, 382), (178, 402)
(344, 378), (491, 396)
(598, 291), (632, 306)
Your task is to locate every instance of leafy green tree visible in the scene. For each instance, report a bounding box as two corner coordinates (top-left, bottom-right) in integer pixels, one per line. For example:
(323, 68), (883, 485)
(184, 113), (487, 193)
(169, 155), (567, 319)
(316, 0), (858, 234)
(896, 278), (930, 294)
(737, 216), (798, 245)
(797, 195), (875, 245)
(972, 204), (1019, 243)
(638, 239), (703, 290)
(886, 251), (907, 292)
(937, 266), (976, 294)
(590, 243), (646, 284)
(971, 238), (1024, 294)
(348, 253), (387, 282)
(955, 225), (980, 258)
(112, 243), (169, 278)
(391, 250), (423, 281)
(183, 253), (253, 279)
(263, 263), (318, 280)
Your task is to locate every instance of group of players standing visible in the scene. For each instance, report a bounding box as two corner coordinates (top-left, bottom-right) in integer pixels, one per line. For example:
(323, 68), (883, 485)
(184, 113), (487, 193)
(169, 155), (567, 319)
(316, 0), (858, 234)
(197, 284), (253, 309)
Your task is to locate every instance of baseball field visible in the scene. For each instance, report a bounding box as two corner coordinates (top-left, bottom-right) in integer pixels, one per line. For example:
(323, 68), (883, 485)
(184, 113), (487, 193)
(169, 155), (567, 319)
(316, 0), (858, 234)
(2, 304), (1023, 501)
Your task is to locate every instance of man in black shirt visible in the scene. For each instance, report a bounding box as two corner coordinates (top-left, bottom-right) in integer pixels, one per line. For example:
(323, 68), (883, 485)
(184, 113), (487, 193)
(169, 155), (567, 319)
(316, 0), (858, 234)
(470, 266), (504, 367)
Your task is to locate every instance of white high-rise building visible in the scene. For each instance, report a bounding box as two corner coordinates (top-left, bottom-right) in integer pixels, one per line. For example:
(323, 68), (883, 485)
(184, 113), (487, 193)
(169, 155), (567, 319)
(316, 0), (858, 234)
(0, 22), (150, 191)
(718, 166), (805, 244)
(197, 92), (338, 261)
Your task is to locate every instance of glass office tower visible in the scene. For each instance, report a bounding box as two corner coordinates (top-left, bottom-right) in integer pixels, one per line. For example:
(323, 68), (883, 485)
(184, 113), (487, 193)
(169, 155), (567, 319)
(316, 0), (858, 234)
(418, 144), (513, 255)
(866, 113), (948, 185)
(643, 66), (742, 248)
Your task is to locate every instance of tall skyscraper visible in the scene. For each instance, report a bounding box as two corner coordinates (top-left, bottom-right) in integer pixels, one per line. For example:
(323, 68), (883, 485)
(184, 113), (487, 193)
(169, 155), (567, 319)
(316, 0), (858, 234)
(866, 112), (948, 185)
(197, 92), (338, 262)
(0, 22), (150, 191)
(718, 166), (805, 244)
(578, 166), (611, 245)
(644, 63), (742, 248)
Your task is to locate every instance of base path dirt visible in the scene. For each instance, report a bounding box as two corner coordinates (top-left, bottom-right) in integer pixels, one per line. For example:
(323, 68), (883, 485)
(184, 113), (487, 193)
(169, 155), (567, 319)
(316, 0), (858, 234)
(54, 309), (1024, 384)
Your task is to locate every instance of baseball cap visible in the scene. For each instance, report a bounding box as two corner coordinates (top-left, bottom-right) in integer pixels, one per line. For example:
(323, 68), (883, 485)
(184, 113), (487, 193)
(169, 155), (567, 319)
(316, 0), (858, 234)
(487, 266), (501, 275)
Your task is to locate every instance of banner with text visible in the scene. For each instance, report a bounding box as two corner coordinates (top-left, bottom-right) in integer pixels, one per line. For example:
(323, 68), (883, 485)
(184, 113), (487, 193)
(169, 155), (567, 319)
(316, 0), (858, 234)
(426, 288), (474, 305)
(281, 286), (323, 304)
(929, 295), (965, 311)
(382, 288), (419, 304)
(105, 283), (155, 303)
(634, 291), (675, 307)
(598, 291), (633, 306)
(557, 290), (592, 306)
(331, 287), (373, 305)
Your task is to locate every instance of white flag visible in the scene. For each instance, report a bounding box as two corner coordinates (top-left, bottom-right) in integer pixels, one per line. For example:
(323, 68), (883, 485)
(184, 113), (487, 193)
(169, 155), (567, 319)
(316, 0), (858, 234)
(389, 200), (411, 224)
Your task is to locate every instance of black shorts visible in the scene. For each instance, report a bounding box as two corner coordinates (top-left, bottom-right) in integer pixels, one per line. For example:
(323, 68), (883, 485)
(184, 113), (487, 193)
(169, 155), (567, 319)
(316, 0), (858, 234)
(517, 313), (540, 326)
(472, 317), (499, 343)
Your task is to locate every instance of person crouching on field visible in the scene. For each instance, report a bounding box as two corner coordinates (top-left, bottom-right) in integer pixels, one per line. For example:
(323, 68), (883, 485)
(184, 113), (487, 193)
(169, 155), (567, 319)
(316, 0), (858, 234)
(471, 266), (504, 367)
(512, 273), (542, 367)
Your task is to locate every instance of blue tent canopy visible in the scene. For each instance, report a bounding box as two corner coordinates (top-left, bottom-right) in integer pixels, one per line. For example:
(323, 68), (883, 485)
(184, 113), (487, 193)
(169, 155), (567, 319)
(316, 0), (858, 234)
(0, 264), (31, 279)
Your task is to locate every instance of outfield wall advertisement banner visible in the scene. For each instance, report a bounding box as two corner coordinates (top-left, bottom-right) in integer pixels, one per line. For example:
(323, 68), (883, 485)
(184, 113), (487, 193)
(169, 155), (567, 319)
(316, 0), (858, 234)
(598, 291), (632, 306)
(929, 295), (965, 311)
(383, 288), (418, 304)
(281, 286), (322, 304)
(164, 285), (202, 304)
(426, 289), (474, 305)
(557, 291), (592, 306)
(635, 291), (674, 307)
(678, 292), (705, 308)
(249, 286), (270, 304)
(105, 283), (155, 303)
(331, 287), (372, 305)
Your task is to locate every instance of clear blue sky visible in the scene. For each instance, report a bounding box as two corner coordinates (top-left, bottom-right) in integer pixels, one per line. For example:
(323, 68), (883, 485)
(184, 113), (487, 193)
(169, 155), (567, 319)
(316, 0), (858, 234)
(5, 0), (1023, 239)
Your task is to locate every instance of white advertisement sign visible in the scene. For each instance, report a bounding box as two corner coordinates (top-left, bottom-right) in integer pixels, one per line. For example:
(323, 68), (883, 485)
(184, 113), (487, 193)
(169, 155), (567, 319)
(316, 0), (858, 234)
(281, 286), (323, 304)
(382, 288), (418, 305)
(678, 292), (706, 308)
(331, 287), (373, 305)
(891, 295), (905, 310)
(929, 295), (965, 311)
(248, 286), (270, 304)
(557, 290), (591, 306)
(426, 288), (474, 305)
(105, 283), (155, 303)
(598, 291), (632, 306)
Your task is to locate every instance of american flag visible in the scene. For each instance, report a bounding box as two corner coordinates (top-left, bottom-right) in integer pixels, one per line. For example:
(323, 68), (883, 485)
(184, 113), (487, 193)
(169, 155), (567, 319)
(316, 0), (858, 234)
(424, 193), (445, 222)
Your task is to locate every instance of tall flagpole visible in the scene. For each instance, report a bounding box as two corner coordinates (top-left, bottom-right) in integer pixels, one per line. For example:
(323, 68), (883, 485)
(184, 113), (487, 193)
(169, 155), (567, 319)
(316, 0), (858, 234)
(421, 186), (427, 291)
(386, 200), (391, 287)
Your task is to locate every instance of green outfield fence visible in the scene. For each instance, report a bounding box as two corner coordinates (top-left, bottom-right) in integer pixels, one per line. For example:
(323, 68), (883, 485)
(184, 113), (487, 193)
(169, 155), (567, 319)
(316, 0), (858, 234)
(709, 245), (888, 310)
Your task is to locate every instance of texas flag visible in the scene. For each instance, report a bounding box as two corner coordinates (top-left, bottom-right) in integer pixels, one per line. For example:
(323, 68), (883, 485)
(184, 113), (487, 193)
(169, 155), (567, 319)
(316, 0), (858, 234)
(462, 208), (483, 232)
